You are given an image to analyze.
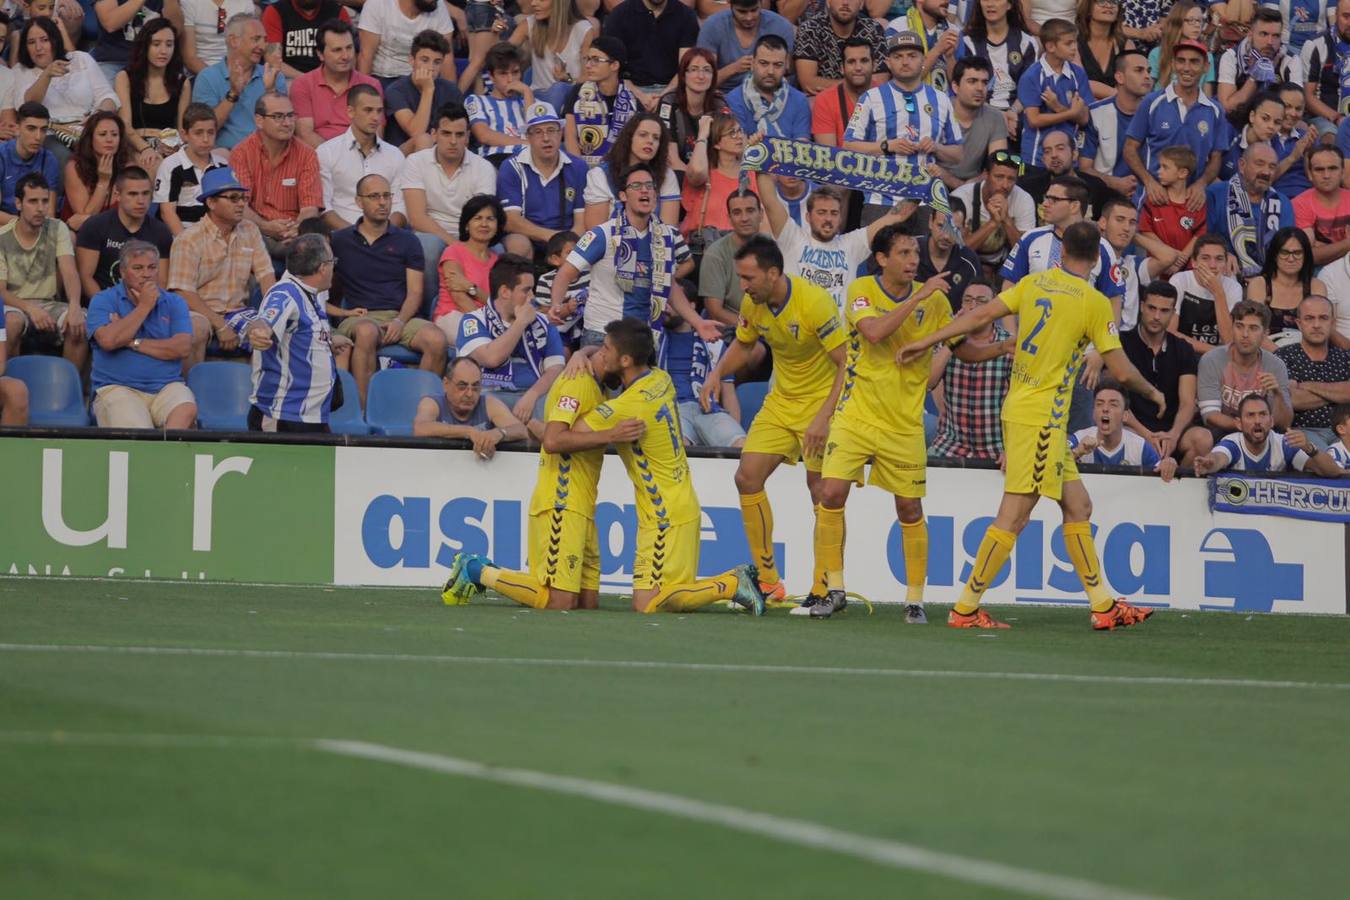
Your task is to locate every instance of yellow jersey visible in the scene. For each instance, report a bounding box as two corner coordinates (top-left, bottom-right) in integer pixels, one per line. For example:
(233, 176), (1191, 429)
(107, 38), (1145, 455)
(835, 275), (954, 435)
(529, 372), (606, 519)
(736, 276), (846, 405)
(583, 367), (700, 528)
(1000, 268), (1121, 430)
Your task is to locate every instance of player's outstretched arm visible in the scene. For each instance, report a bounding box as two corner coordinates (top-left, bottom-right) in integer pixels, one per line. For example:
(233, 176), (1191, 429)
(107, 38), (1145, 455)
(897, 296), (1011, 365)
(858, 275), (945, 345)
(544, 417), (646, 454)
(1101, 348), (1166, 420)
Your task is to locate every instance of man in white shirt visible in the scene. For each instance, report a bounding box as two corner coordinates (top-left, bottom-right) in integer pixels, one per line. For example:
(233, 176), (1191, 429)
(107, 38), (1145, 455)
(357, 0), (457, 83)
(318, 83), (407, 229)
(953, 152), (1035, 273)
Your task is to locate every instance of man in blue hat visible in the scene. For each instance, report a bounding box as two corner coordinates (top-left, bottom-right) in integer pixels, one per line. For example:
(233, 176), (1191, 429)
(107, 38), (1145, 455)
(167, 166), (276, 369)
(499, 101), (587, 260)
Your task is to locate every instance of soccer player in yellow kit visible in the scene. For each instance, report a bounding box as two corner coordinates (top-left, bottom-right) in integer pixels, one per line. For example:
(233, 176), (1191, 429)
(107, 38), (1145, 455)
(699, 236), (848, 607)
(576, 317), (765, 614)
(899, 222), (1167, 630)
(441, 355), (643, 610)
(805, 226), (1015, 620)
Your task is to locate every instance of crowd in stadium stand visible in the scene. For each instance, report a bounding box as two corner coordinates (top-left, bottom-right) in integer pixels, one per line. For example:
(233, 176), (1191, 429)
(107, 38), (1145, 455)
(1, 0), (1350, 466)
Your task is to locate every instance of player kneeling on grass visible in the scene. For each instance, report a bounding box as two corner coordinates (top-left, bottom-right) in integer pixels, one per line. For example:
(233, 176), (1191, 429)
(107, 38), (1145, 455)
(899, 222), (1168, 630)
(802, 226), (1015, 622)
(442, 350), (642, 610)
(1192, 394), (1344, 477)
(1070, 381), (1178, 481)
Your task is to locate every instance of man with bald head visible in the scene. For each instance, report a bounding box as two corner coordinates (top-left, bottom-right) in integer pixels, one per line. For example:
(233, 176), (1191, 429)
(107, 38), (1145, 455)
(1205, 141), (1295, 278)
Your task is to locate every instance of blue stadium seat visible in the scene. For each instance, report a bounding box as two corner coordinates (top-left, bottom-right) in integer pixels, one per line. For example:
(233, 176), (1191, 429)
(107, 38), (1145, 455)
(377, 346), (422, 367)
(735, 380), (770, 428)
(330, 369), (372, 435)
(5, 356), (89, 426)
(187, 361), (252, 431)
(364, 368), (442, 436)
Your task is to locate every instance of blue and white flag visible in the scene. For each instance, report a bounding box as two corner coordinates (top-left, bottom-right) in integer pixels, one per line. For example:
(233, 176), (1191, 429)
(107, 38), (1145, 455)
(741, 137), (951, 208)
(1210, 474), (1350, 523)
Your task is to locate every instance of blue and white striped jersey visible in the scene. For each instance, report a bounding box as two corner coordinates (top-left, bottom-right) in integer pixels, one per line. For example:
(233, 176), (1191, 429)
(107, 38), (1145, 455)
(1070, 427), (1161, 467)
(1016, 58), (1095, 167)
(466, 92), (527, 156)
(1080, 96), (1134, 179)
(1000, 225), (1126, 302)
(845, 81), (959, 205)
(1212, 432), (1310, 473)
(250, 274), (337, 425)
(1328, 441), (1350, 468)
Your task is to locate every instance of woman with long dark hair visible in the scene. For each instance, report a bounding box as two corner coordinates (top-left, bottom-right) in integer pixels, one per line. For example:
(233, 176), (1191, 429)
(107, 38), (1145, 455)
(114, 18), (190, 177)
(14, 16), (117, 155)
(61, 110), (133, 230)
(656, 48), (729, 172)
(582, 112), (679, 229)
(961, 0), (1040, 132)
(1246, 227), (1326, 347)
(1076, 0), (1133, 98)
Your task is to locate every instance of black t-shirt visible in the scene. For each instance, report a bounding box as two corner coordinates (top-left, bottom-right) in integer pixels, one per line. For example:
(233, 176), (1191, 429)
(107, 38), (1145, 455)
(75, 209), (175, 291)
(917, 240), (984, 313)
(1120, 327), (1198, 433)
(601, 0), (701, 86)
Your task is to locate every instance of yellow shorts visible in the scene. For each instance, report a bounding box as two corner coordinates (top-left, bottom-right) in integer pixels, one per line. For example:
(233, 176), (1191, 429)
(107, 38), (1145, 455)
(741, 392), (825, 471)
(1003, 422), (1078, 500)
(821, 417), (928, 498)
(632, 521), (700, 589)
(528, 508), (600, 594)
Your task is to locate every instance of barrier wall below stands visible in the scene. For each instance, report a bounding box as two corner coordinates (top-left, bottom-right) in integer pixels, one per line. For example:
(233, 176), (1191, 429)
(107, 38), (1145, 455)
(1, 432), (1343, 614)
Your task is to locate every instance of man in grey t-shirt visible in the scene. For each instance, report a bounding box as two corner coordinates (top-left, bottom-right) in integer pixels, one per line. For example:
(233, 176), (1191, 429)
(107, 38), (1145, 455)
(698, 187), (763, 327)
(1197, 300), (1294, 441)
(942, 58), (1009, 184)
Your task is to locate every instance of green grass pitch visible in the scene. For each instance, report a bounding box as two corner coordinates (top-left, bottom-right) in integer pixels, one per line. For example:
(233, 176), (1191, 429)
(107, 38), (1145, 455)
(3, 579), (1349, 899)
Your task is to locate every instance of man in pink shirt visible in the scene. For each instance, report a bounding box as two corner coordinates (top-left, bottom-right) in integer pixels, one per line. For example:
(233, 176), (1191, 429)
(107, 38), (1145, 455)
(291, 20), (382, 148)
(1294, 145), (1350, 266)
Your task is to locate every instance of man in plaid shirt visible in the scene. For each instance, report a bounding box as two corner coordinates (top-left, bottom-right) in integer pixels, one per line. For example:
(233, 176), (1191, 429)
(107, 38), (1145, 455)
(928, 281), (1013, 460)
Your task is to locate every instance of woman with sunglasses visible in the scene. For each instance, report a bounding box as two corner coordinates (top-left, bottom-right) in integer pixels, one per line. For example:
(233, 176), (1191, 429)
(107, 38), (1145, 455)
(114, 19), (190, 177)
(180, 0), (254, 74)
(1246, 227), (1326, 348)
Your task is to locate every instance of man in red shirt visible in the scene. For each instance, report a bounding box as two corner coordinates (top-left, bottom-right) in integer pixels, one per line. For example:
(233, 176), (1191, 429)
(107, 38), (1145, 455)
(1294, 145), (1350, 266)
(291, 20), (382, 148)
(810, 37), (874, 147)
(229, 92), (323, 259)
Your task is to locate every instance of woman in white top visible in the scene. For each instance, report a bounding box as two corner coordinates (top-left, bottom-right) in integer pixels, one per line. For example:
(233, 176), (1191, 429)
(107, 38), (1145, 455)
(358, 0), (457, 82)
(14, 17), (118, 151)
(582, 112), (680, 230)
(179, 0), (255, 74)
(508, 0), (594, 110)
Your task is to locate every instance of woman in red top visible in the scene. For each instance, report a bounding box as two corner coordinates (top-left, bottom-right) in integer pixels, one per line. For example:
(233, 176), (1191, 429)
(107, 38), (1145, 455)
(680, 113), (758, 244)
(436, 193), (504, 343)
(61, 110), (131, 232)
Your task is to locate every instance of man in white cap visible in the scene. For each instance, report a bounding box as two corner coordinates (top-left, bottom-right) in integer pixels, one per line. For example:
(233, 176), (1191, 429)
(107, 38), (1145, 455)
(499, 101), (588, 260)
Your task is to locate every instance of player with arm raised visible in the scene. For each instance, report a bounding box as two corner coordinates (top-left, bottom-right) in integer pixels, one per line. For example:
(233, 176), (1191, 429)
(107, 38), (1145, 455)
(699, 235), (849, 607)
(899, 222), (1167, 630)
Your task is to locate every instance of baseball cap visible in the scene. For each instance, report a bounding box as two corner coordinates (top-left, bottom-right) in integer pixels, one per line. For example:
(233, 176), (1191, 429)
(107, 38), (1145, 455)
(1172, 39), (1209, 57)
(524, 101), (562, 131)
(198, 166), (246, 200)
(884, 31), (924, 54)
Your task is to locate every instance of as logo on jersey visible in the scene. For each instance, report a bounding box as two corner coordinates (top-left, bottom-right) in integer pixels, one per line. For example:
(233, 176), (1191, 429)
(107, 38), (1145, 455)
(577, 231), (597, 251)
(850, 297), (870, 311)
(556, 395), (580, 412)
(1181, 216), (1195, 230)
(263, 307), (281, 323)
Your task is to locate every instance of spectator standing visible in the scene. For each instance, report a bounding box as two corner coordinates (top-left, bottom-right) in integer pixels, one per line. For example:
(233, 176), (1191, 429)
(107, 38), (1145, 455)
(953, 151), (1035, 274)
(1148, 3), (1215, 92)
(332, 173), (447, 405)
(1119, 281), (1213, 465)
(793, 0), (885, 95)
(1000, 175), (1124, 302)
(1015, 18), (1092, 167)
(87, 239), (196, 428)
(229, 91), (321, 259)
(1168, 233), (1242, 355)
(941, 57), (1010, 186)
(318, 84), (406, 231)
(1121, 0), (1164, 47)
(810, 36), (874, 147)
(262, 0), (350, 79)
(1245, 226), (1326, 346)
(887, 0), (961, 91)
(958, 0), (1039, 132)
(562, 36), (638, 167)
(1216, 7), (1304, 114)
(1081, 50), (1153, 200)
(725, 35), (812, 141)
(1074, 0), (1131, 99)
(180, 0), (254, 73)
(1193, 393), (1343, 475)
(1205, 142), (1295, 279)
(0, 103), (59, 223)
(1097, 194), (1151, 330)
(0, 172), (82, 368)
(244, 232), (340, 432)
(1134, 144), (1206, 277)
(657, 47), (730, 170)
(605, 0), (701, 102)
(111, 19), (189, 180)
(90, 0), (171, 87)
(927, 281), (1013, 460)
(844, 31), (960, 224)
(152, 101), (229, 234)
(1197, 300), (1294, 439)
(506, 0), (595, 112)
(457, 253), (564, 436)
(1275, 295), (1350, 449)
(75, 166), (172, 296)
(697, 0), (794, 93)
(412, 355), (529, 451)
(383, 30), (463, 153)
(166, 166), (275, 366)
(60, 110), (132, 232)
(358, 0), (457, 85)
(1294, 145), (1350, 266)
(191, 13), (287, 150)
(698, 186), (762, 327)
(291, 20), (383, 148)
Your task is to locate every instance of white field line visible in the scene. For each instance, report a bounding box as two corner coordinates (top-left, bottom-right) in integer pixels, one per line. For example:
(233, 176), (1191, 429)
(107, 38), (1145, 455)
(317, 739), (1170, 900)
(1, 642), (1347, 691)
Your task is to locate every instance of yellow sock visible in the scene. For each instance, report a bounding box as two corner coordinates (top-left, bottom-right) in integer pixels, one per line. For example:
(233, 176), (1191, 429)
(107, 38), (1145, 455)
(1063, 521), (1116, 613)
(481, 568), (550, 609)
(739, 491), (779, 585)
(954, 526), (1015, 614)
(813, 504), (846, 591)
(644, 573), (739, 613)
(900, 519), (928, 603)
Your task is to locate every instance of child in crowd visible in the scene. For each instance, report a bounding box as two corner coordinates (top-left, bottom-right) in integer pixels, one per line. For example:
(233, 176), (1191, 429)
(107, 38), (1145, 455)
(534, 230), (587, 353)
(1327, 404), (1350, 469)
(466, 42), (531, 167)
(1136, 145), (1206, 278)
(153, 102), (231, 235)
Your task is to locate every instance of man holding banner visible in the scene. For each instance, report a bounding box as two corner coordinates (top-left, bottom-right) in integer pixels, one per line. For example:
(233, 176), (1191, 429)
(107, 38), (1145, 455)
(842, 31), (962, 225)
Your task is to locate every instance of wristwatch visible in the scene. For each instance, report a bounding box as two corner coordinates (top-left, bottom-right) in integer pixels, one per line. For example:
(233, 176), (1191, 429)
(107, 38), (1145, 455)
(225, 90), (240, 103)
(881, 138), (890, 154)
(132, 338), (142, 350)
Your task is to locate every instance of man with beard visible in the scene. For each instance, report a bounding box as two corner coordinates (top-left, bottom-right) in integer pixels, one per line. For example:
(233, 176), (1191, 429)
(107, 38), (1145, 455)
(811, 37), (876, 147)
(887, 0), (961, 91)
(795, 0), (887, 95)
(357, 0), (457, 84)
(916, 208), (982, 310)
(1276, 295), (1350, 449)
(1294, 145), (1350, 265)
(192, 12), (286, 150)
(698, 0), (796, 92)
(1081, 50), (1152, 201)
(1194, 393), (1342, 475)
(759, 173), (912, 313)
(1069, 382), (1177, 480)
(726, 35), (812, 140)
(953, 151), (1035, 275)
(1018, 129), (1109, 216)
(292, 21), (383, 148)
(1205, 142), (1296, 279)
(1217, 7), (1305, 114)
(1198, 300), (1294, 440)
(262, 0), (351, 78)
(1299, 0), (1350, 137)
